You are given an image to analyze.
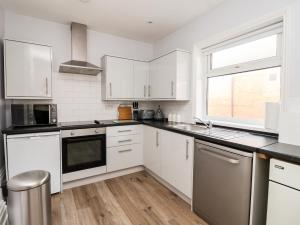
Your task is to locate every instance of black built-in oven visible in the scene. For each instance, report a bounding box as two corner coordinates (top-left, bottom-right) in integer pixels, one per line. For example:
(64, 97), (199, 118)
(62, 128), (106, 174)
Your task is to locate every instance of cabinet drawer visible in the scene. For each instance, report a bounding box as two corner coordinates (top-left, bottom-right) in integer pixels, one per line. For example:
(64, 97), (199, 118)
(107, 144), (143, 172)
(270, 159), (300, 190)
(107, 134), (141, 147)
(107, 125), (142, 137)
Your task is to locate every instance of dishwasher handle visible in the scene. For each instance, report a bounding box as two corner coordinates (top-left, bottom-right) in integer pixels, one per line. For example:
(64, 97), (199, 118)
(199, 148), (240, 164)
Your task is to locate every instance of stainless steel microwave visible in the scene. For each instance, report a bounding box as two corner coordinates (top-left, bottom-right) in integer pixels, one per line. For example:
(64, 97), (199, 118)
(11, 104), (57, 127)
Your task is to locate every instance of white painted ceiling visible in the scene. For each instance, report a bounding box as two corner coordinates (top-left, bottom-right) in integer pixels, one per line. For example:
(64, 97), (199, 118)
(0, 0), (224, 43)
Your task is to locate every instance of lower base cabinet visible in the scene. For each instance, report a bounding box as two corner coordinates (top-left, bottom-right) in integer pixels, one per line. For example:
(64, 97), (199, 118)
(143, 125), (194, 198)
(107, 144), (143, 172)
(161, 131), (194, 198)
(143, 126), (161, 175)
(107, 125), (143, 173)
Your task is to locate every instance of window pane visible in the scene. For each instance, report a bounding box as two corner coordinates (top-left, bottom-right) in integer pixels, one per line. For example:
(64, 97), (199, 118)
(212, 35), (278, 69)
(207, 67), (280, 122)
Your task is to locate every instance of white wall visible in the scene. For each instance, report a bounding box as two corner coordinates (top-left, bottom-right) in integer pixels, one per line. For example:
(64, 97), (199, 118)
(4, 10), (154, 122)
(153, 0), (300, 123)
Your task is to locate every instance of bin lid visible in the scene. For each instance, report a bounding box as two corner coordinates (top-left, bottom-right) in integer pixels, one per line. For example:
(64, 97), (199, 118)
(7, 170), (50, 191)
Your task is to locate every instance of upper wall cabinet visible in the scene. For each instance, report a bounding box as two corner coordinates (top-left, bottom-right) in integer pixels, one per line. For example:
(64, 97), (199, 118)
(102, 56), (150, 100)
(4, 40), (53, 99)
(133, 61), (149, 99)
(149, 50), (191, 100)
(101, 50), (191, 101)
(102, 56), (134, 100)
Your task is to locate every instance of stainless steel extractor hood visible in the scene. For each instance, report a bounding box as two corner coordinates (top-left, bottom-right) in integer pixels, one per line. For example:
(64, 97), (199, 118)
(59, 22), (102, 76)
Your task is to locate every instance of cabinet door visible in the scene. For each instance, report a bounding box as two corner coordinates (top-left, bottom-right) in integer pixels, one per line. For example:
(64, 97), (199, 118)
(143, 126), (161, 175)
(6, 133), (61, 194)
(5, 40), (52, 98)
(266, 182), (300, 225)
(149, 52), (176, 99)
(107, 144), (143, 172)
(133, 61), (149, 99)
(161, 130), (194, 197)
(106, 57), (134, 99)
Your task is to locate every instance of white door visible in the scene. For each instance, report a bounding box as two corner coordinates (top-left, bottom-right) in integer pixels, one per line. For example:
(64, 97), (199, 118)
(143, 126), (161, 176)
(161, 130), (193, 197)
(133, 61), (149, 99)
(149, 52), (176, 99)
(7, 133), (61, 194)
(5, 40), (52, 98)
(266, 181), (300, 225)
(106, 57), (134, 99)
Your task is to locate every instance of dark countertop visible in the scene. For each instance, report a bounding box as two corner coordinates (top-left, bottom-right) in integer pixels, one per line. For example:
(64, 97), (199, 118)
(259, 142), (300, 164)
(1, 120), (140, 135)
(4, 119), (300, 164)
(142, 120), (278, 153)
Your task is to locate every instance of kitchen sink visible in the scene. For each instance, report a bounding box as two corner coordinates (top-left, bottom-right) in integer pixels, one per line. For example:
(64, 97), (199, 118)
(168, 124), (208, 132)
(168, 123), (248, 140)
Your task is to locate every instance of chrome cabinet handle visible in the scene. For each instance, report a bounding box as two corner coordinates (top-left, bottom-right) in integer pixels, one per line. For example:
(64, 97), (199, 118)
(118, 130), (132, 133)
(118, 149), (132, 153)
(186, 140), (189, 160)
(148, 85), (151, 97)
(200, 148), (240, 164)
(118, 139), (132, 143)
(46, 77), (48, 95)
(144, 85), (146, 97)
(156, 131), (159, 147)
(171, 81), (174, 96)
(109, 83), (112, 96)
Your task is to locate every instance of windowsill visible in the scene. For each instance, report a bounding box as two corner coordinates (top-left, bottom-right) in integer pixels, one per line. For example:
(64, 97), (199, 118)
(200, 120), (279, 136)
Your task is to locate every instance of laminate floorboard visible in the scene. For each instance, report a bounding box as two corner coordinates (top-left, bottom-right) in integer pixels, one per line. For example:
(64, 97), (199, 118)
(52, 171), (208, 225)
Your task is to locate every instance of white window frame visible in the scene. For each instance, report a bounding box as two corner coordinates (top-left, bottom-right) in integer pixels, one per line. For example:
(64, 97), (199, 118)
(199, 20), (284, 128)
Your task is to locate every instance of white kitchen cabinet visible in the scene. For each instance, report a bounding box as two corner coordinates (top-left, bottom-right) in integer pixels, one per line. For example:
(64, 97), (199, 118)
(106, 125), (143, 173)
(160, 130), (194, 197)
(4, 39), (52, 99)
(102, 56), (134, 99)
(107, 125), (142, 137)
(266, 159), (300, 225)
(102, 50), (190, 101)
(143, 125), (193, 197)
(149, 50), (191, 100)
(133, 61), (149, 99)
(107, 144), (143, 172)
(143, 126), (161, 176)
(5, 132), (61, 194)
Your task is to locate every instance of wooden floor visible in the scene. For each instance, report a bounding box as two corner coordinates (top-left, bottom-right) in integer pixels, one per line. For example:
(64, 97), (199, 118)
(52, 171), (208, 225)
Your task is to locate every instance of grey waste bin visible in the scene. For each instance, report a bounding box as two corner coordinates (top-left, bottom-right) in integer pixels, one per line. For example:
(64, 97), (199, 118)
(7, 170), (51, 225)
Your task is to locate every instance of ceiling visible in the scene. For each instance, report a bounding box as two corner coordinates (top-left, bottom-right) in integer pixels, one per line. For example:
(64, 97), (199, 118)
(0, 0), (224, 43)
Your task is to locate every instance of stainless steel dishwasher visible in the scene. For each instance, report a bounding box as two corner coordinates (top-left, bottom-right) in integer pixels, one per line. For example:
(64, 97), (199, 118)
(193, 140), (253, 225)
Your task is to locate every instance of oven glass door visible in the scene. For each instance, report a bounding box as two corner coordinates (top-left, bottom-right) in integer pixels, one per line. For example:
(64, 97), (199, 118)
(62, 134), (106, 173)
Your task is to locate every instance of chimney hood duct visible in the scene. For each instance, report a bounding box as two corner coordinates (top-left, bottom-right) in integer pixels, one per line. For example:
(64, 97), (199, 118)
(59, 22), (102, 76)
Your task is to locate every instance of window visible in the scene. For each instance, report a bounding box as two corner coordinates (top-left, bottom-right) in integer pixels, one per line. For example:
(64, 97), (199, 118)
(202, 22), (283, 126)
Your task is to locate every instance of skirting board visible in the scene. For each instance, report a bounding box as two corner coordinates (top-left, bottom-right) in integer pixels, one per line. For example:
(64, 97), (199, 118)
(63, 166), (144, 190)
(145, 168), (191, 204)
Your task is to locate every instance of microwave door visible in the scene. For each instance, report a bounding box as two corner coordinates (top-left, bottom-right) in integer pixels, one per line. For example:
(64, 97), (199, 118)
(33, 105), (50, 125)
